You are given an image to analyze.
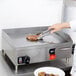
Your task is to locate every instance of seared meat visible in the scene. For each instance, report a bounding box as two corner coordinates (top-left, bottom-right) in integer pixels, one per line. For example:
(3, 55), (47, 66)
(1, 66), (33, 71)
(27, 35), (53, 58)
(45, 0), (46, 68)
(38, 72), (59, 76)
(49, 74), (55, 76)
(26, 35), (39, 41)
(38, 72), (46, 76)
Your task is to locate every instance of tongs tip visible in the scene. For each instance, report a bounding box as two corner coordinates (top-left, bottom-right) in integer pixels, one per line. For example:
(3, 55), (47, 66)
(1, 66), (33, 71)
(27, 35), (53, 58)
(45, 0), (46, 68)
(37, 28), (53, 40)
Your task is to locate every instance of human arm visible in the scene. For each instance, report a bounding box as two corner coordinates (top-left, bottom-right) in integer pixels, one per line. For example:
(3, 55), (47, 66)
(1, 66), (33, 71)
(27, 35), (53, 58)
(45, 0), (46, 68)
(48, 21), (76, 33)
(48, 22), (70, 33)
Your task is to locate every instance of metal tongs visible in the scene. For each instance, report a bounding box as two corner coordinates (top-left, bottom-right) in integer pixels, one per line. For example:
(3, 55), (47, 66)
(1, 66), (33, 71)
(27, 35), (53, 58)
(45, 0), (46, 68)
(37, 29), (53, 40)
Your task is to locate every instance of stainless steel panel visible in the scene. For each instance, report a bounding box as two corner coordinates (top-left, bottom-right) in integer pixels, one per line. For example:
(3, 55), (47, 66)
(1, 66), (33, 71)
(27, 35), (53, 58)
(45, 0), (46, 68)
(17, 47), (47, 63)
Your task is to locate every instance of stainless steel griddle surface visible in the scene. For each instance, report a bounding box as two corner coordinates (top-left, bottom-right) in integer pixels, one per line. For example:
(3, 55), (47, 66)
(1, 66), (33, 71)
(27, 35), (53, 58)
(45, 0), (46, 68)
(8, 34), (66, 48)
(10, 35), (49, 48)
(3, 27), (71, 48)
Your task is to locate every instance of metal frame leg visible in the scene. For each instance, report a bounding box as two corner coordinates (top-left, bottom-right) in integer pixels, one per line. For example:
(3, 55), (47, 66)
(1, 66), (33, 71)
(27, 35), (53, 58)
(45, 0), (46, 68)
(66, 58), (69, 64)
(2, 50), (5, 56)
(15, 65), (18, 73)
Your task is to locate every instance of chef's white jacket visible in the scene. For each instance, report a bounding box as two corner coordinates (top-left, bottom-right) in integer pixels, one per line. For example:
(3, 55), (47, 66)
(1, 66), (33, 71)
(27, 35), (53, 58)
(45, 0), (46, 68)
(67, 20), (76, 76)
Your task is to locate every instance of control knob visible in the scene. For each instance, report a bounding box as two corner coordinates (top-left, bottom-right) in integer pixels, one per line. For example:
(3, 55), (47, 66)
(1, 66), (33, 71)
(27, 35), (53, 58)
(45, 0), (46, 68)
(49, 48), (56, 60)
(24, 56), (30, 64)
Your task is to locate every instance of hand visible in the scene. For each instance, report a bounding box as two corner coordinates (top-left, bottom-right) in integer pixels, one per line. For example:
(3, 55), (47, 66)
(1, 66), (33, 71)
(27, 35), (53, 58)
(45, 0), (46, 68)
(48, 23), (70, 33)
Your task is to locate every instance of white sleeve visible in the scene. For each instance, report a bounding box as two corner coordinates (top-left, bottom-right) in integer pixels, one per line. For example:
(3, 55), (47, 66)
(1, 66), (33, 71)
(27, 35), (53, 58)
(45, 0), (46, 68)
(69, 20), (76, 31)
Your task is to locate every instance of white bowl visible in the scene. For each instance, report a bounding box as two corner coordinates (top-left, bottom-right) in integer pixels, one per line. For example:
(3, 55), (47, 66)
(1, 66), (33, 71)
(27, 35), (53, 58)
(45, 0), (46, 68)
(34, 67), (65, 76)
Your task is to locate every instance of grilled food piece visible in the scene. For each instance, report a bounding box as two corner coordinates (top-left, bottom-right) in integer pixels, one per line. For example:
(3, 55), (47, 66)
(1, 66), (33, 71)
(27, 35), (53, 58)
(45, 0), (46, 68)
(49, 74), (55, 76)
(45, 74), (50, 76)
(38, 72), (59, 76)
(38, 72), (46, 76)
(26, 35), (39, 41)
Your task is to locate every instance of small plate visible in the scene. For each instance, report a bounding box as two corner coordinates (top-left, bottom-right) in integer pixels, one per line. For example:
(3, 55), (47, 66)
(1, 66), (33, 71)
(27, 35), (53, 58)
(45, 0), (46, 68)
(34, 67), (65, 76)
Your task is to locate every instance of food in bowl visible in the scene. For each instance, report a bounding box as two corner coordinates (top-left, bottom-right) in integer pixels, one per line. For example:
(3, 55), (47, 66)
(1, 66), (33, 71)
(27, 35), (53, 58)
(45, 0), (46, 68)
(38, 72), (59, 76)
(38, 72), (46, 76)
(34, 67), (65, 76)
